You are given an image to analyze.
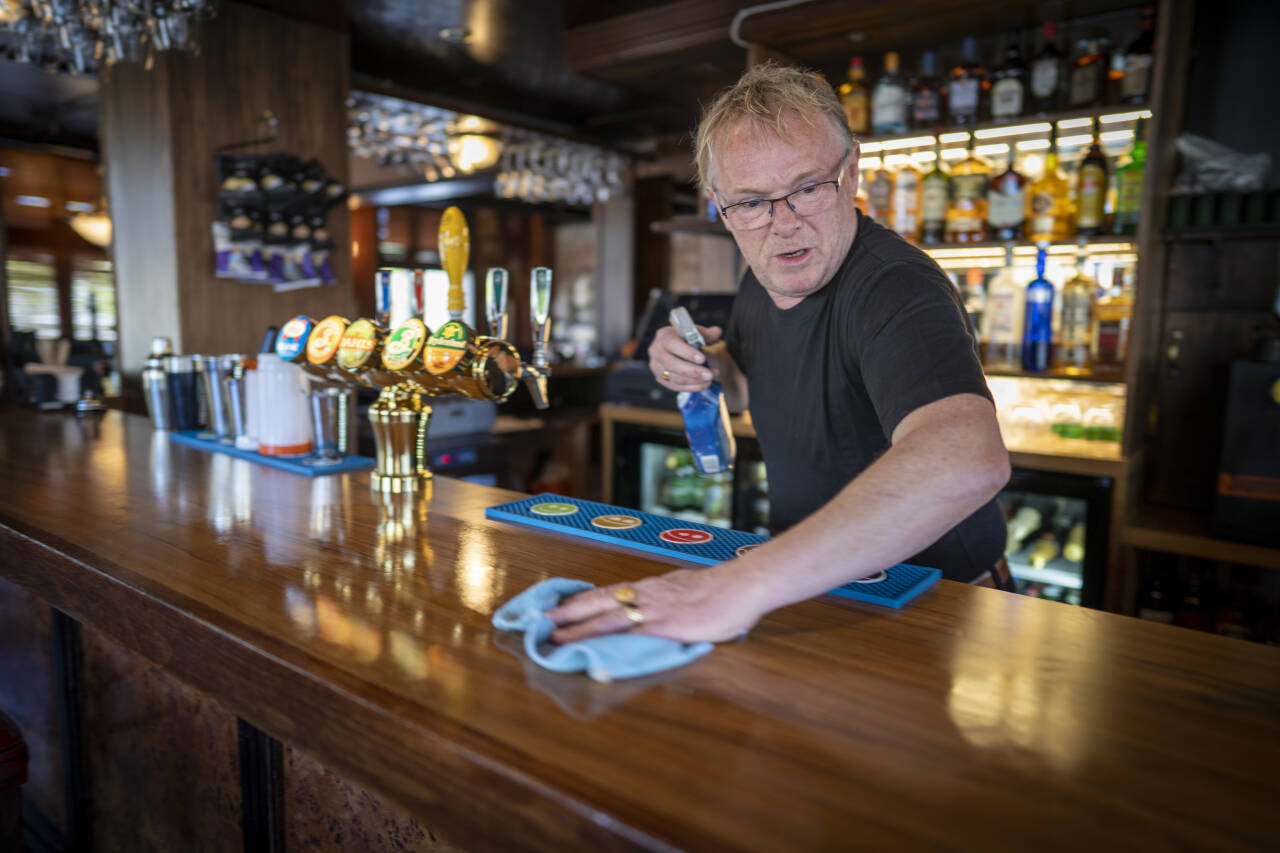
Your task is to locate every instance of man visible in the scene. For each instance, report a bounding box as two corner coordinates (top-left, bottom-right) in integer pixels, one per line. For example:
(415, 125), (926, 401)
(549, 63), (1011, 645)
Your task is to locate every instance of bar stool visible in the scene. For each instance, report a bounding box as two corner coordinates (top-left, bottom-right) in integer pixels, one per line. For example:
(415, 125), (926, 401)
(0, 709), (27, 851)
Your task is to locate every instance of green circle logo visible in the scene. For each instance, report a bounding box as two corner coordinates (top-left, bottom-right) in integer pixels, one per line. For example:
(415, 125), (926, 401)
(530, 501), (578, 517)
(382, 319), (426, 371)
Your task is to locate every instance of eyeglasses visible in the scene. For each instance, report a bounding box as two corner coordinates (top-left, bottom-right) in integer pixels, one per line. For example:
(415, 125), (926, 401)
(716, 151), (852, 231)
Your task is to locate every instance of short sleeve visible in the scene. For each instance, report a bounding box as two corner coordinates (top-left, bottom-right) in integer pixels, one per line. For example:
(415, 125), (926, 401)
(852, 261), (993, 438)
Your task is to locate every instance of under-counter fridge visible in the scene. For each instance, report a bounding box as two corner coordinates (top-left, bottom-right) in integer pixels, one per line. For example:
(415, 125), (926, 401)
(609, 419), (1112, 608)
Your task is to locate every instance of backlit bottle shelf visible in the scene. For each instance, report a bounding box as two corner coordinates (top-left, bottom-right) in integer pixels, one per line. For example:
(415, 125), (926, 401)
(856, 105), (1153, 159)
(1008, 560), (1085, 589)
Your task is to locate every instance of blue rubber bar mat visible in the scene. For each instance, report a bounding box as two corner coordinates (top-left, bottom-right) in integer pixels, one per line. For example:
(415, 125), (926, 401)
(169, 430), (375, 477)
(485, 494), (940, 608)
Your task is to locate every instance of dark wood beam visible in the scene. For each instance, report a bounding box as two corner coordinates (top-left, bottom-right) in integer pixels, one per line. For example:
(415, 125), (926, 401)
(564, 0), (743, 74)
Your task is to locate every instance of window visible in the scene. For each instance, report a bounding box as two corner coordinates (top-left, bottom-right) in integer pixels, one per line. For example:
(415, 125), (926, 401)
(71, 258), (118, 342)
(5, 253), (61, 339)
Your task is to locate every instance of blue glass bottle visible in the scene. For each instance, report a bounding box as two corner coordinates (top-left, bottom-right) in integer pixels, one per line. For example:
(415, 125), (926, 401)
(1021, 247), (1054, 371)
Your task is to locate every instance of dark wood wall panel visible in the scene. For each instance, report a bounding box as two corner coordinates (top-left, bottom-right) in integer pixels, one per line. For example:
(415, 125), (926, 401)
(79, 622), (243, 852)
(99, 0), (354, 369)
(0, 576), (66, 841)
(169, 0), (354, 356)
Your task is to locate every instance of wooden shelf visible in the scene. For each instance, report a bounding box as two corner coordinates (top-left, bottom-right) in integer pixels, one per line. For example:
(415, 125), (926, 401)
(921, 237), (1137, 254)
(1123, 506), (1280, 571)
(1008, 448), (1123, 479)
(1162, 225), (1280, 242)
(650, 216), (732, 238)
(985, 367), (1127, 385)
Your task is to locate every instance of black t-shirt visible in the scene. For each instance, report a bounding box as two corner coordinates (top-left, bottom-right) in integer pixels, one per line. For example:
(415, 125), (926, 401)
(726, 212), (1006, 582)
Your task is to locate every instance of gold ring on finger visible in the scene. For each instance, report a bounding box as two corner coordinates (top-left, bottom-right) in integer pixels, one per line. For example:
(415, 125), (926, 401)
(614, 586), (638, 605)
(661, 369), (670, 381)
(624, 605), (645, 625)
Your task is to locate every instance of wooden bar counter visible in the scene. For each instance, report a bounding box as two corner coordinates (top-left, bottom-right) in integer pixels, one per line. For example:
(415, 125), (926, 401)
(1, 408), (1278, 851)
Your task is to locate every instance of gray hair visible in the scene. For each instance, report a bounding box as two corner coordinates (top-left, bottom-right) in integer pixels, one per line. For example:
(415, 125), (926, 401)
(694, 61), (853, 195)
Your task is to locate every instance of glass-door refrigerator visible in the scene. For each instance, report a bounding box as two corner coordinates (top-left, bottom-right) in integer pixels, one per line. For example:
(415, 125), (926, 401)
(611, 422), (767, 534)
(612, 421), (1114, 609)
(997, 468), (1113, 608)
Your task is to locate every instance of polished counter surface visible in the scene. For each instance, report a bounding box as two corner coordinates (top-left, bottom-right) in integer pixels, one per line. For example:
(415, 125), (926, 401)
(1, 409), (1277, 851)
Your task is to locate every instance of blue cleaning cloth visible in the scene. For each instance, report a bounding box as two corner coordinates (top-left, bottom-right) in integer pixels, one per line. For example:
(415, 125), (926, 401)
(492, 578), (714, 683)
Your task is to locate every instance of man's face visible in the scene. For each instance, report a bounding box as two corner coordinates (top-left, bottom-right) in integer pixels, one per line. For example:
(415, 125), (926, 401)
(711, 112), (859, 309)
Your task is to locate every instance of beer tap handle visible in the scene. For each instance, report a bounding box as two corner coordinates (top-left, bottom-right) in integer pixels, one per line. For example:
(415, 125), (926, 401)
(523, 266), (552, 409)
(485, 268), (509, 341)
(530, 266), (552, 369)
(439, 206), (469, 323)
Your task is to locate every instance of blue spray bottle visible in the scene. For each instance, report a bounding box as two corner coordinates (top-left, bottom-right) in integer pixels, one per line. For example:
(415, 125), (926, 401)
(669, 307), (736, 475)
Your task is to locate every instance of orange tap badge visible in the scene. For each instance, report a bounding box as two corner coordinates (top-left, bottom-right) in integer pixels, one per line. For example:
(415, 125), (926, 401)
(307, 315), (347, 364)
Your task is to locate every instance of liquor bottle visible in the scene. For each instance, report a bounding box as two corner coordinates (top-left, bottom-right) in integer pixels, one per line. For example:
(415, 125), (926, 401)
(981, 247), (1023, 370)
(1113, 118), (1147, 235)
(1069, 37), (1107, 108)
(910, 51), (942, 129)
(1138, 564), (1175, 623)
(961, 268), (986, 337)
(1063, 522), (1086, 563)
(872, 51), (910, 135)
(1106, 41), (1127, 104)
(990, 38), (1027, 120)
(1026, 136), (1075, 242)
(1056, 251), (1094, 374)
(1028, 533), (1060, 569)
(890, 159), (922, 241)
(919, 142), (949, 244)
(839, 57), (870, 135)
(1005, 504), (1042, 554)
(945, 136), (991, 244)
(866, 164), (893, 225)
(1091, 267), (1134, 368)
(1021, 247), (1053, 371)
(987, 155), (1027, 242)
(1029, 21), (1063, 113)
(947, 37), (987, 125)
(1174, 566), (1213, 632)
(1123, 5), (1157, 104)
(1075, 125), (1110, 236)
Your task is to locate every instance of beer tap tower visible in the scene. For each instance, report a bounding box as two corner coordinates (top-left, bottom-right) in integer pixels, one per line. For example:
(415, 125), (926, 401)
(349, 206), (552, 493)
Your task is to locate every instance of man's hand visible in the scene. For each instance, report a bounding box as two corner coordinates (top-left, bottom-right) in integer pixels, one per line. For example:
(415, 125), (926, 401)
(546, 566), (762, 645)
(649, 325), (722, 392)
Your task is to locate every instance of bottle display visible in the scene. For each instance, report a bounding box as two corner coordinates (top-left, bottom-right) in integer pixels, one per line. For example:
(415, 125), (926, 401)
(945, 136), (990, 243)
(1056, 253), (1094, 374)
(1069, 37), (1107, 108)
(1123, 5), (1157, 103)
(872, 51), (910, 135)
(1113, 118), (1147, 235)
(1026, 137), (1075, 242)
(1076, 125), (1110, 235)
(990, 38), (1027, 120)
(1091, 267), (1133, 369)
(839, 57), (870, 134)
(987, 155), (1027, 242)
(910, 51), (942, 129)
(866, 164), (893, 225)
(919, 144), (949, 245)
(1021, 247), (1053, 371)
(961, 267), (986, 337)
(890, 160), (922, 242)
(1029, 21), (1063, 113)
(981, 248), (1023, 370)
(948, 37), (987, 124)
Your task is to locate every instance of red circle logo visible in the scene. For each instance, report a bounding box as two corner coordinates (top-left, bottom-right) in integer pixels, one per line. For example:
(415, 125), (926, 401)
(660, 528), (714, 545)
